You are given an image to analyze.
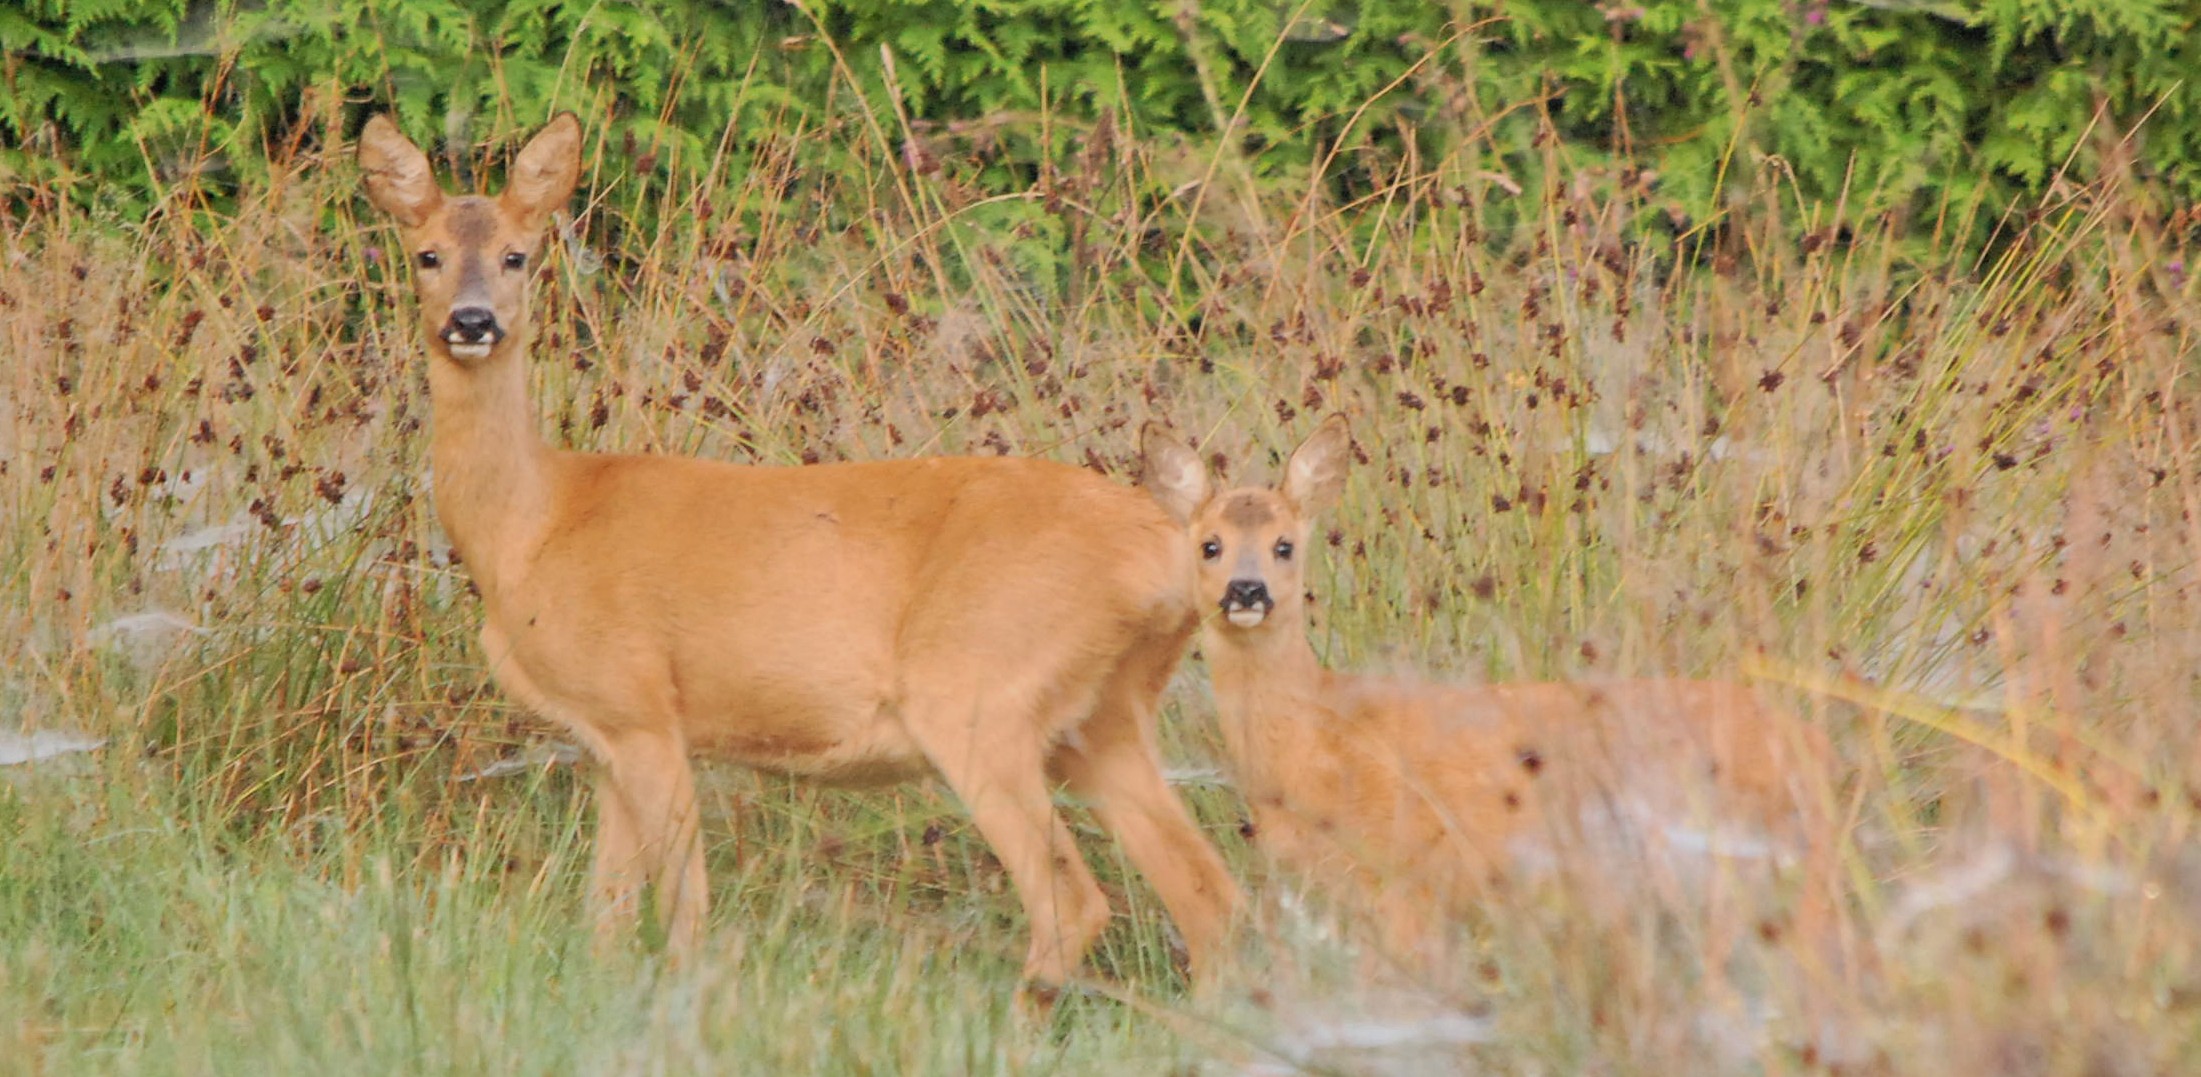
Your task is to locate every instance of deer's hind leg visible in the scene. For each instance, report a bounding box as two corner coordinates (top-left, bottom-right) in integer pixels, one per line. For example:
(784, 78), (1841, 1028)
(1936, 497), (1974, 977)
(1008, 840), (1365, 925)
(898, 673), (1113, 992)
(1050, 631), (1243, 984)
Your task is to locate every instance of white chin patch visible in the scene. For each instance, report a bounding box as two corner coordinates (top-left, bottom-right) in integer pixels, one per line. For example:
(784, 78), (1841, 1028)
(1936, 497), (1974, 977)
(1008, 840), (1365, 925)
(1226, 608), (1268, 628)
(445, 342), (494, 360)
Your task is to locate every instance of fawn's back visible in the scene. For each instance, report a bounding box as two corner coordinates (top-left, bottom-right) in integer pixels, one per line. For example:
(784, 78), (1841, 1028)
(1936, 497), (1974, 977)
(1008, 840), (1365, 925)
(1266, 673), (1828, 900)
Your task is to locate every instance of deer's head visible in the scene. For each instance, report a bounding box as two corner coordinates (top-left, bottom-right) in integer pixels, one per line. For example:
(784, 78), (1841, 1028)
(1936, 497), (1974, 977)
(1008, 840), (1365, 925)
(357, 113), (581, 366)
(1141, 415), (1351, 636)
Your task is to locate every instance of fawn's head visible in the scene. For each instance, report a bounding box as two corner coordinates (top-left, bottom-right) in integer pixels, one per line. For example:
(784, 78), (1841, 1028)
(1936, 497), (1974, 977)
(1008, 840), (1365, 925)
(357, 113), (581, 365)
(1141, 415), (1351, 636)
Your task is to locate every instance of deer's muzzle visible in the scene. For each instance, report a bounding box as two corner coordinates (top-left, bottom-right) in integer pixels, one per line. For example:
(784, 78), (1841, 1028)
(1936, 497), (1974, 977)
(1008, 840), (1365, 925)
(441, 306), (505, 359)
(1220, 578), (1273, 627)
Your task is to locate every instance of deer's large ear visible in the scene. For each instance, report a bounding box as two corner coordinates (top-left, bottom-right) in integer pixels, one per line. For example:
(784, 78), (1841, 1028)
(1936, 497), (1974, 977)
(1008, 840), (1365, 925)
(358, 113), (442, 228)
(1281, 414), (1351, 516)
(1139, 422), (1211, 525)
(502, 112), (582, 229)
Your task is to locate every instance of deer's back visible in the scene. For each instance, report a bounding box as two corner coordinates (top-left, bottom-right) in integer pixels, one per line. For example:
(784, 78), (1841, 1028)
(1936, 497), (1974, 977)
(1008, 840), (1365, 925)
(483, 451), (1195, 778)
(1261, 675), (1827, 904)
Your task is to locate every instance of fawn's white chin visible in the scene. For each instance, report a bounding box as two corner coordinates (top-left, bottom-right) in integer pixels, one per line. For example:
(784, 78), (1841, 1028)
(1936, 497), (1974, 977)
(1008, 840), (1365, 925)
(1226, 608), (1268, 628)
(445, 342), (494, 360)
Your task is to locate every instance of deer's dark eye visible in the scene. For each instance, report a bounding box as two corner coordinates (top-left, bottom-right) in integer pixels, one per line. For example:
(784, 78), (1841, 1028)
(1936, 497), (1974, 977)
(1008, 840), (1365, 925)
(502, 251), (526, 270)
(415, 250), (440, 269)
(1200, 539), (1222, 561)
(1273, 539), (1294, 561)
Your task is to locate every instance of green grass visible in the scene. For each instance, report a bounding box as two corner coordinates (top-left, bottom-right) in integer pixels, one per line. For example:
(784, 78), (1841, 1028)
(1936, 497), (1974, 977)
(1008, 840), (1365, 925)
(3, 92), (2198, 1074)
(0, 758), (1210, 1074)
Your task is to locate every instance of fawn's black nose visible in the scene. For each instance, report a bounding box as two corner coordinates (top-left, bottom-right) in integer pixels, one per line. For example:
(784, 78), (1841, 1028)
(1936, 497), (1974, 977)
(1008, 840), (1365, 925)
(1221, 578), (1272, 613)
(446, 306), (501, 343)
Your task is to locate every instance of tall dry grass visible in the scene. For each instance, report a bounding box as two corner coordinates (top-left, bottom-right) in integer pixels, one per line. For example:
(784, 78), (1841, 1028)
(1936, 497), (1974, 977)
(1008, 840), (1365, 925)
(2, 90), (2198, 1073)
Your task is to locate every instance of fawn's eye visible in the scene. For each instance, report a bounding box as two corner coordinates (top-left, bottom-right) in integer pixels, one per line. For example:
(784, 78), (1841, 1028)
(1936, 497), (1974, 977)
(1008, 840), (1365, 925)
(1200, 538), (1222, 561)
(1273, 539), (1294, 561)
(502, 251), (526, 270)
(415, 250), (440, 269)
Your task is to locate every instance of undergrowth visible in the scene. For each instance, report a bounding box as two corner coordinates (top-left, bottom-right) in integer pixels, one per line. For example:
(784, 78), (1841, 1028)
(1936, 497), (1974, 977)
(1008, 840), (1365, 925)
(2, 83), (2198, 1074)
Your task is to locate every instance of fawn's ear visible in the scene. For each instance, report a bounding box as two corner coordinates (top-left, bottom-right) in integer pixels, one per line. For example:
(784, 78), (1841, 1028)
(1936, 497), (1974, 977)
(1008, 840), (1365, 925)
(1281, 414), (1351, 516)
(357, 114), (442, 229)
(502, 112), (582, 230)
(1139, 422), (1211, 525)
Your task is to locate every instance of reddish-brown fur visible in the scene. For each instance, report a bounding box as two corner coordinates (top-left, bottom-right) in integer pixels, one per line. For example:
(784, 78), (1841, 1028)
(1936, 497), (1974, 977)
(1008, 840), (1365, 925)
(1142, 416), (1835, 959)
(357, 113), (1240, 991)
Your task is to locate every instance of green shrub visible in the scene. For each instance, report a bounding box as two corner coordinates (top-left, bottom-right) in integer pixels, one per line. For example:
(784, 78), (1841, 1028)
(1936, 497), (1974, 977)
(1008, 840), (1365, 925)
(3, 0), (2195, 247)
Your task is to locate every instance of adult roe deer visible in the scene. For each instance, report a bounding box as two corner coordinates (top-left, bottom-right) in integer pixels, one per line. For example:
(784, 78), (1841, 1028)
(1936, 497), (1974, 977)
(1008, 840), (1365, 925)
(1140, 415), (1838, 963)
(355, 112), (1240, 993)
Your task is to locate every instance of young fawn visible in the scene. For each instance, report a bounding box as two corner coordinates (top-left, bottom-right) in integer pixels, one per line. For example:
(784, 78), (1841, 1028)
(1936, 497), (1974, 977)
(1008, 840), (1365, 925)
(356, 113), (1240, 993)
(1141, 416), (1836, 961)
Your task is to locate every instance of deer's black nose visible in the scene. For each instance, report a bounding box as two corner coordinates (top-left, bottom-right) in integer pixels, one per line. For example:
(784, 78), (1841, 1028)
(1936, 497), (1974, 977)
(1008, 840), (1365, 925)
(447, 307), (500, 342)
(1221, 579), (1272, 612)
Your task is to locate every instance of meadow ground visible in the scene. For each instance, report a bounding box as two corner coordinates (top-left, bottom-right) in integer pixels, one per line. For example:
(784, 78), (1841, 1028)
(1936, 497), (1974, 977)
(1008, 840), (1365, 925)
(3, 104), (2198, 1074)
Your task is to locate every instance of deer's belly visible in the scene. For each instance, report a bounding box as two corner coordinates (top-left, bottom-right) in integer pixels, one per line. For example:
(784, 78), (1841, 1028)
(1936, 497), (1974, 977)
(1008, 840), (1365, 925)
(484, 609), (930, 785)
(684, 694), (930, 787)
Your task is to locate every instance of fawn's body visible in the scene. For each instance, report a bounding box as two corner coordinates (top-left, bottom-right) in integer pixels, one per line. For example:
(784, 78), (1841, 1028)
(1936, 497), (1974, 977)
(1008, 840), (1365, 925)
(359, 113), (1240, 991)
(1143, 417), (1833, 957)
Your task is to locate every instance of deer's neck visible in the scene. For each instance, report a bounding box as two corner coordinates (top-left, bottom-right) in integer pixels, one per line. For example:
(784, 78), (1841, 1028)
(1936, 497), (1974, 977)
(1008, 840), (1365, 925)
(1201, 625), (1330, 797)
(426, 347), (553, 596)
